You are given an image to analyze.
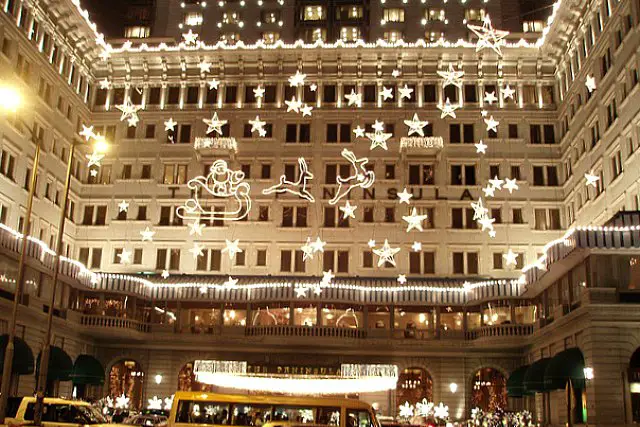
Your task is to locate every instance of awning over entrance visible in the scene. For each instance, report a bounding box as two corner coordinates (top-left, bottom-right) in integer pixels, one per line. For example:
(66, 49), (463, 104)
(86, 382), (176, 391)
(36, 346), (73, 382)
(0, 334), (34, 375)
(523, 358), (552, 393)
(70, 354), (105, 385)
(544, 347), (586, 390)
(507, 365), (531, 397)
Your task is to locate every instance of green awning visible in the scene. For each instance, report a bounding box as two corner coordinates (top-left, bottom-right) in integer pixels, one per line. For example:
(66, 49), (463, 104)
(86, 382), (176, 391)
(523, 358), (552, 393)
(36, 346), (73, 382)
(0, 334), (34, 375)
(507, 365), (532, 397)
(544, 347), (585, 391)
(70, 355), (105, 385)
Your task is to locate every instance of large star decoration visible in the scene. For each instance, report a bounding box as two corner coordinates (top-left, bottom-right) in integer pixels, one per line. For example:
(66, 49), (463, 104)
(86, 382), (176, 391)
(475, 140), (488, 154)
(471, 198), (489, 220)
(189, 243), (205, 259)
(118, 200), (129, 213)
(222, 239), (243, 260)
(365, 120), (392, 151)
(285, 96), (302, 113)
(502, 85), (516, 100)
(118, 249), (132, 264)
(249, 116), (267, 136)
(115, 98), (142, 126)
(199, 61), (212, 74)
(380, 86), (394, 100)
(301, 237), (315, 261)
(402, 208), (428, 232)
(288, 70), (306, 87)
(467, 15), (509, 56)
(404, 113), (429, 137)
(585, 75), (597, 93)
(339, 201), (357, 219)
(203, 112), (227, 135)
(398, 84), (414, 100)
(484, 116), (500, 133)
(484, 91), (498, 105)
(438, 97), (459, 119)
(504, 178), (519, 194)
(310, 237), (326, 253)
(189, 221), (206, 236)
(373, 239), (401, 267)
(208, 79), (220, 90)
(437, 63), (465, 88)
(140, 227), (155, 242)
(503, 249), (518, 267)
(397, 188), (413, 204)
(345, 89), (362, 107)
(164, 118), (177, 132)
(182, 29), (198, 44)
(585, 172), (600, 187)
(253, 86), (265, 98)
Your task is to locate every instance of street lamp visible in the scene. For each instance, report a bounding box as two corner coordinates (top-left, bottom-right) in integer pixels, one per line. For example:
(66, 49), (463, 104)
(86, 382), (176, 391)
(32, 133), (108, 426)
(0, 83), (45, 424)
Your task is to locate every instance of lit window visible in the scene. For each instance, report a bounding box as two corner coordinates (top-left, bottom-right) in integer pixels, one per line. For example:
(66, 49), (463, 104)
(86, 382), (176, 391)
(426, 31), (444, 42)
(464, 9), (485, 23)
(340, 26), (361, 42)
(336, 5), (363, 20)
(383, 8), (405, 23)
(261, 10), (280, 24)
(302, 5), (325, 21)
(303, 28), (326, 42)
(220, 33), (240, 43)
(523, 21), (544, 32)
(425, 9), (445, 22)
(383, 31), (403, 43)
(184, 12), (203, 26)
(262, 32), (280, 44)
(124, 26), (150, 38)
(223, 12), (240, 24)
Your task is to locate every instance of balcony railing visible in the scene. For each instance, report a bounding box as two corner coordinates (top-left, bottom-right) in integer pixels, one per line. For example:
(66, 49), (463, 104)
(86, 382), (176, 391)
(246, 324), (367, 339)
(80, 314), (150, 333)
(464, 323), (534, 340)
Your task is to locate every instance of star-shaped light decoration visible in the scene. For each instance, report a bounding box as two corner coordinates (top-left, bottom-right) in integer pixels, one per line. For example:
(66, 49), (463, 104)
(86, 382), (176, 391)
(118, 200), (129, 213)
(404, 113), (429, 137)
(310, 237), (326, 253)
(161, 270), (170, 279)
(484, 116), (499, 133)
(253, 86), (265, 98)
(321, 270), (335, 285)
(502, 84), (516, 100)
(585, 172), (600, 187)
(300, 104), (313, 117)
(115, 98), (142, 125)
(471, 198), (489, 220)
(182, 29), (198, 44)
(224, 276), (239, 287)
(147, 396), (163, 411)
(478, 216), (496, 232)
(433, 403), (449, 420)
(288, 70), (306, 87)
(222, 239), (242, 260)
(365, 120), (392, 151)
(189, 243), (205, 259)
(475, 140), (488, 154)
(86, 152), (105, 167)
(127, 115), (139, 128)
(467, 15), (509, 56)
(373, 239), (401, 267)
(80, 125), (95, 141)
(164, 118), (177, 132)
(203, 112), (227, 135)
(339, 201), (357, 219)
(412, 242), (422, 252)
(163, 396), (174, 411)
(199, 285), (208, 295)
(397, 188), (413, 204)
(285, 96), (302, 113)
(482, 185), (495, 197)
(438, 97), (459, 119)
(313, 285), (322, 296)
(403, 208), (428, 232)
(345, 89), (362, 107)
(189, 221), (206, 236)
(199, 60), (212, 74)
(484, 91), (498, 105)
(585, 75), (597, 93)
(295, 286), (309, 298)
(99, 79), (111, 90)
(301, 237), (315, 261)
(89, 169), (98, 177)
(489, 176), (504, 190)
(503, 249), (518, 267)
(208, 79), (220, 90)
(367, 239), (376, 248)
(380, 86), (394, 100)
(398, 84), (414, 100)
(118, 249), (132, 264)
(353, 126), (366, 138)
(437, 63), (465, 88)
(115, 394), (130, 409)
(310, 83), (318, 92)
(398, 402), (414, 420)
(391, 69), (401, 78)
(397, 274), (407, 284)
(248, 116), (267, 136)
(140, 227), (155, 242)
(504, 178), (519, 194)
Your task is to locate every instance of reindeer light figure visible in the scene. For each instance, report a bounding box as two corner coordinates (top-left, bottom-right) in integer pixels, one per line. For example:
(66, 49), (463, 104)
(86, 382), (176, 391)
(329, 149), (375, 205)
(262, 157), (315, 202)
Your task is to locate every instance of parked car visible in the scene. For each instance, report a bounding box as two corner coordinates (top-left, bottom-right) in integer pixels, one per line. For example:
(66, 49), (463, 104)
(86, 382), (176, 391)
(123, 414), (168, 427)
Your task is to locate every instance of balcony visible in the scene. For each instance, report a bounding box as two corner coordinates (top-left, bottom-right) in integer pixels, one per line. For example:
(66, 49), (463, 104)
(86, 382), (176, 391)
(246, 325), (367, 339)
(79, 314), (151, 338)
(464, 324), (534, 340)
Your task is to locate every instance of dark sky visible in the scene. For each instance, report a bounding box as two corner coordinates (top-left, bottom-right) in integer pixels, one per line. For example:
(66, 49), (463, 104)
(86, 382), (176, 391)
(82, 0), (129, 38)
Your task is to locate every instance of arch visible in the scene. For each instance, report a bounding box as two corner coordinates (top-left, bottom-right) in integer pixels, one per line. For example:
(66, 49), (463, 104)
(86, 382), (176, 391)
(107, 358), (145, 411)
(177, 361), (214, 392)
(470, 367), (508, 412)
(396, 367), (434, 406)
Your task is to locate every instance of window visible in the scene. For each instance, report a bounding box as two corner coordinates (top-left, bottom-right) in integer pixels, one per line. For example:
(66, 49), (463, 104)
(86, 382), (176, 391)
(163, 164), (188, 185)
(543, 125), (555, 144)
(363, 207), (374, 223)
(508, 124), (518, 139)
(324, 206), (349, 228)
(90, 248), (102, 269)
(611, 150), (622, 179)
(145, 124), (155, 139)
(323, 250), (349, 273)
(285, 124), (311, 143)
(339, 27), (361, 41)
(282, 206), (307, 227)
(464, 85), (477, 103)
(530, 125), (542, 144)
(452, 252), (478, 274)
(383, 8), (404, 22)
(184, 12), (203, 26)
(124, 26), (150, 38)
(362, 251), (373, 268)
(385, 164), (396, 180)
(408, 164), (434, 185)
(534, 208), (562, 230)
(532, 166), (559, 186)
(465, 8), (485, 22)
(409, 251), (435, 274)
(601, 48), (612, 76)
(156, 248), (181, 270)
(450, 165), (476, 185)
(137, 206), (147, 221)
(425, 9), (445, 21)
(510, 165), (521, 181)
(326, 124), (351, 143)
(256, 249), (267, 266)
(451, 208), (477, 229)
(258, 206), (269, 222)
(0, 150), (16, 180)
(281, 250), (305, 272)
(493, 253), (503, 269)
(590, 122), (600, 147)
(606, 99), (618, 127)
(141, 164), (152, 179)
(423, 85), (437, 103)
(95, 206), (107, 225)
(522, 85), (538, 104)
(261, 10), (280, 24)
(384, 207), (395, 223)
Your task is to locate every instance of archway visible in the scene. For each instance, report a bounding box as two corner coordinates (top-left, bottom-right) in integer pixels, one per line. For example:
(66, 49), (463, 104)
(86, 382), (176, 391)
(630, 348), (640, 421)
(396, 367), (433, 405)
(108, 359), (144, 411)
(177, 361), (214, 392)
(471, 368), (507, 412)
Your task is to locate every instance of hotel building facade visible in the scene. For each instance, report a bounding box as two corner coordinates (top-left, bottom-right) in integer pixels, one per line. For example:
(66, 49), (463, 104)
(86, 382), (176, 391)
(0, 0), (640, 426)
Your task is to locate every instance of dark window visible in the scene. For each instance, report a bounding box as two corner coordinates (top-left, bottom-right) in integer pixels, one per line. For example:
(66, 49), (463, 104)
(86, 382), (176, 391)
(206, 87), (218, 104)
(282, 206), (294, 227)
(444, 85), (458, 102)
(167, 87), (180, 104)
(264, 86), (276, 103)
(508, 124), (518, 139)
(141, 165), (151, 179)
(423, 85), (436, 102)
(323, 85), (336, 103)
(145, 124), (156, 139)
(452, 208), (463, 229)
(261, 164), (271, 179)
(303, 85), (316, 103)
(244, 86), (256, 103)
(385, 164), (395, 180)
(224, 86), (237, 104)
(280, 250), (292, 272)
(299, 124), (311, 142)
(453, 252), (464, 274)
(543, 125), (555, 144)
(324, 206), (335, 227)
(547, 166), (559, 186)
(286, 124), (297, 143)
(186, 86), (199, 104)
(449, 124), (461, 143)
(464, 84), (477, 103)
(533, 166), (544, 186)
(148, 87), (161, 105)
(530, 125), (542, 144)
(284, 85), (296, 100)
(364, 85), (376, 103)
(463, 124), (474, 143)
